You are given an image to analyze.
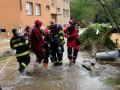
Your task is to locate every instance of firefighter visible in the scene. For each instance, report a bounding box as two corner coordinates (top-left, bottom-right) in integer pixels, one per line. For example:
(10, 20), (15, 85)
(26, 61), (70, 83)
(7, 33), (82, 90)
(64, 19), (80, 64)
(10, 28), (30, 75)
(30, 20), (48, 68)
(49, 19), (65, 66)
(24, 26), (30, 39)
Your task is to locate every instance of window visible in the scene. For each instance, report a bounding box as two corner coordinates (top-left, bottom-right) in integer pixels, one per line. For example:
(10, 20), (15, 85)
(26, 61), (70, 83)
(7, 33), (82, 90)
(66, 0), (69, 3)
(63, 9), (66, 17)
(46, 5), (50, 10)
(63, 0), (65, 2)
(26, 2), (33, 15)
(35, 4), (41, 15)
(51, 3), (55, 8)
(66, 10), (69, 16)
(57, 8), (60, 12)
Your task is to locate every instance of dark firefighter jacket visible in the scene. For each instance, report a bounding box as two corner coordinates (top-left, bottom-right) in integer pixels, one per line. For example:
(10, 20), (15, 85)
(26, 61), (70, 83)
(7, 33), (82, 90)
(49, 24), (65, 46)
(10, 35), (30, 57)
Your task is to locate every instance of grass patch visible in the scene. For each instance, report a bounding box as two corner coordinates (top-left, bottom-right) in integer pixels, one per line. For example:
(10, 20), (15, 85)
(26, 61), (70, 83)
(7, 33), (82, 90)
(0, 56), (7, 61)
(105, 77), (120, 85)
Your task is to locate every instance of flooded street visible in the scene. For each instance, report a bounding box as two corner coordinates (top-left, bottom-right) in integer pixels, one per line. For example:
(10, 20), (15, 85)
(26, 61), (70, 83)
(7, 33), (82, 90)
(0, 50), (119, 90)
(0, 0), (120, 89)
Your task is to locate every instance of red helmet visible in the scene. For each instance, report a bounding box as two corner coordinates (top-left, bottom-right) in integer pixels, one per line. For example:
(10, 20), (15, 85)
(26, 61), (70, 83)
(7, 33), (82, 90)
(35, 19), (43, 26)
(72, 19), (77, 25)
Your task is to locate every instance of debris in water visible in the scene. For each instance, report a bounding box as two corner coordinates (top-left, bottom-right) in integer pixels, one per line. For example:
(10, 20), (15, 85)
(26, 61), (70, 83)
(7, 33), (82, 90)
(82, 61), (92, 71)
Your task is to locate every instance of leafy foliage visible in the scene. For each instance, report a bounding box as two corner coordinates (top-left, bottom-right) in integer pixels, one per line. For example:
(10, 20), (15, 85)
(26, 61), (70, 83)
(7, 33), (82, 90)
(79, 24), (116, 51)
(71, 0), (120, 25)
(70, 0), (97, 22)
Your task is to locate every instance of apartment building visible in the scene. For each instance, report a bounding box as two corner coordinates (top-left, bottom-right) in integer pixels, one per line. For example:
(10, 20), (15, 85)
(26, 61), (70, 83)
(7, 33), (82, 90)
(51, 0), (70, 26)
(0, 0), (51, 37)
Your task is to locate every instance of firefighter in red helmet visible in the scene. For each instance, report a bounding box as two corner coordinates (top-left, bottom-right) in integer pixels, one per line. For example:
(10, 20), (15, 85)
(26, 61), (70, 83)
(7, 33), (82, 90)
(64, 19), (80, 64)
(30, 19), (48, 68)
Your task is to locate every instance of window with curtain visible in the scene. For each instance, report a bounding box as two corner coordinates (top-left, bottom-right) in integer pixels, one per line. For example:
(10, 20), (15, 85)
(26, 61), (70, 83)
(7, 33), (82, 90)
(35, 4), (41, 15)
(26, 2), (33, 15)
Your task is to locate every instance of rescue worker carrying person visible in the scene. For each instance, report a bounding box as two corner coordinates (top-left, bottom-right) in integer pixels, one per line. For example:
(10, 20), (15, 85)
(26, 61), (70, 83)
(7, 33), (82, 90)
(10, 28), (30, 76)
(64, 19), (80, 64)
(30, 19), (48, 68)
(48, 19), (65, 66)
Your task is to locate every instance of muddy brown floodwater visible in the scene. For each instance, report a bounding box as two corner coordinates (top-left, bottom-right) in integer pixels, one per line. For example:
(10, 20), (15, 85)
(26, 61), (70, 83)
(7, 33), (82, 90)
(0, 51), (119, 90)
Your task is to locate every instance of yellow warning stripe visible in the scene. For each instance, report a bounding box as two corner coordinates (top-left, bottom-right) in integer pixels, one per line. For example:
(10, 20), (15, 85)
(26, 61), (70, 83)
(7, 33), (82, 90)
(13, 43), (24, 48)
(16, 51), (30, 57)
(21, 62), (27, 68)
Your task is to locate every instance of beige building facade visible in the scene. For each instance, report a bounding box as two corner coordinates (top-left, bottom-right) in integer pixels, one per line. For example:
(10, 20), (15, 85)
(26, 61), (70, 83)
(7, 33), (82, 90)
(0, 0), (51, 36)
(0, 0), (70, 38)
(51, 0), (70, 26)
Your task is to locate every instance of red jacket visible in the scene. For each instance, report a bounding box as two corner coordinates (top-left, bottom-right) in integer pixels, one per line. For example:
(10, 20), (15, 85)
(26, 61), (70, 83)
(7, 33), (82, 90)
(30, 27), (45, 48)
(30, 27), (46, 57)
(64, 26), (79, 50)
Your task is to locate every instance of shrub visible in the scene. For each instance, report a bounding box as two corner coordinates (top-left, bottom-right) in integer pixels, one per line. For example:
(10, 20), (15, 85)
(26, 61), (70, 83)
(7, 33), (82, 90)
(79, 24), (116, 51)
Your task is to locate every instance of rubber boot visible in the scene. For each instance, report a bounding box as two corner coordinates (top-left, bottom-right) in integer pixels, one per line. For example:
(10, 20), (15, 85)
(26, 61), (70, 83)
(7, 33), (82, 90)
(18, 66), (25, 74)
(73, 57), (77, 63)
(43, 63), (48, 68)
(57, 61), (63, 66)
(72, 59), (76, 63)
(53, 61), (58, 66)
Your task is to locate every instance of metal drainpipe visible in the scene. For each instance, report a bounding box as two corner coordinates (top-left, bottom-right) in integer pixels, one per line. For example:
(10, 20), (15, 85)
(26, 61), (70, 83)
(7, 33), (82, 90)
(19, 0), (22, 12)
(55, 0), (57, 23)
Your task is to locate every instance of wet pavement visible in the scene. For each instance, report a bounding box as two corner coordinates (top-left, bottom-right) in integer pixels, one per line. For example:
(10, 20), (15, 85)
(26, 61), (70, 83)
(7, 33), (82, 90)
(0, 32), (119, 90)
(0, 51), (119, 90)
(0, 39), (10, 52)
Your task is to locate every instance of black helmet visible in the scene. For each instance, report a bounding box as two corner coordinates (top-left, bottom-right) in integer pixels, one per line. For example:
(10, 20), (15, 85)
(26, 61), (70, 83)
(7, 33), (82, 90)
(12, 28), (18, 36)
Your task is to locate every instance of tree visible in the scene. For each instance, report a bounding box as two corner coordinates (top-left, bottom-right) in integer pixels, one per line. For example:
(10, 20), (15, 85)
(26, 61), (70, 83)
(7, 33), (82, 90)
(96, 0), (120, 29)
(71, 0), (120, 27)
(70, 0), (97, 22)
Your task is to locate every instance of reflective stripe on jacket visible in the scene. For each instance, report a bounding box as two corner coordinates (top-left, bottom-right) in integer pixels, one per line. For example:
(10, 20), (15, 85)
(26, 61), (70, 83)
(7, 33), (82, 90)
(10, 35), (30, 57)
